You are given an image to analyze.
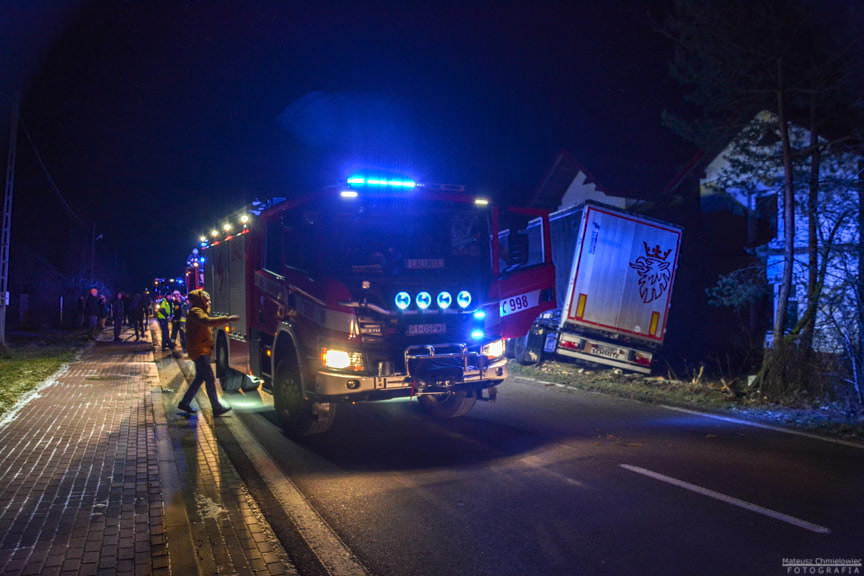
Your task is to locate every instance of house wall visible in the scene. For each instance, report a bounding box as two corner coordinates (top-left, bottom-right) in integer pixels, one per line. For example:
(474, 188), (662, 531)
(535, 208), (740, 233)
(700, 111), (861, 355)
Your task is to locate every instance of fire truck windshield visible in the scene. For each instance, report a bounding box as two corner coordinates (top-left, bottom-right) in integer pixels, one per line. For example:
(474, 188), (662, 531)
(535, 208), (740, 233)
(322, 200), (490, 279)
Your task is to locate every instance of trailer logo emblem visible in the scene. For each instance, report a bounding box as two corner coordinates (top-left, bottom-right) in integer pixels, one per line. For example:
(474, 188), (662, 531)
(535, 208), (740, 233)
(629, 242), (673, 304)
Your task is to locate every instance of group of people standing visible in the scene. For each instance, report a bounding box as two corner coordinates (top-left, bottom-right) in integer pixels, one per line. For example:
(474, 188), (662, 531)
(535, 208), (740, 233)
(80, 288), (151, 341)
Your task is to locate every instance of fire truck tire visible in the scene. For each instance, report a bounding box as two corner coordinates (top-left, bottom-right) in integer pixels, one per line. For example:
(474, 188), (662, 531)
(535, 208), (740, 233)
(215, 338), (243, 392)
(273, 353), (336, 436)
(220, 370), (244, 392)
(418, 390), (477, 419)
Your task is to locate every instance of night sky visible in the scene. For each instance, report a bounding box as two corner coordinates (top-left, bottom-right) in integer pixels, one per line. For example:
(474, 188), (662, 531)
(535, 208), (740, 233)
(2, 1), (695, 290)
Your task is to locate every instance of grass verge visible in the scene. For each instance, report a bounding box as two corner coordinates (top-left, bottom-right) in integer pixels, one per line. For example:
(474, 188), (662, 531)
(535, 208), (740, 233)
(0, 331), (87, 419)
(508, 360), (864, 443)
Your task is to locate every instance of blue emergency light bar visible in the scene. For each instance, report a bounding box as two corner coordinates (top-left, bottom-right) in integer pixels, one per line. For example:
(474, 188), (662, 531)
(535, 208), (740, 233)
(346, 176), (417, 189)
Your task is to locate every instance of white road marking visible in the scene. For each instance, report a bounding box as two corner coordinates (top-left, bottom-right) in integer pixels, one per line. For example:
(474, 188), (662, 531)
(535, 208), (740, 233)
(659, 405), (864, 449)
(223, 415), (371, 576)
(619, 464), (831, 534)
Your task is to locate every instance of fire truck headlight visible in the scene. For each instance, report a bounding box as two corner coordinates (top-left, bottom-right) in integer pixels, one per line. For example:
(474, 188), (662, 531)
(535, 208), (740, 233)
(481, 338), (506, 360)
(457, 290), (472, 309)
(321, 348), (365, 372)
(416, 291), (432, 310)
(394, 291), (411, 310)
(436, 291), (452, 309)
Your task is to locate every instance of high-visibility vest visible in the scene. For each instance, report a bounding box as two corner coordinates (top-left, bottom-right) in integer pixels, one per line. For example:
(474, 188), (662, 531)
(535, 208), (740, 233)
(156, 299), (173, 320)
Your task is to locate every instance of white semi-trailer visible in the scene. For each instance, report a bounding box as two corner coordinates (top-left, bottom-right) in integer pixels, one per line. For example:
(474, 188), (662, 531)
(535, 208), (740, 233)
(514, 201), (683, 374)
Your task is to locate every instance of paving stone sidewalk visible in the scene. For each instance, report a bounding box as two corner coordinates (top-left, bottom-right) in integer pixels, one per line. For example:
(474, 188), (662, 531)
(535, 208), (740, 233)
(0, 326), (295, 576)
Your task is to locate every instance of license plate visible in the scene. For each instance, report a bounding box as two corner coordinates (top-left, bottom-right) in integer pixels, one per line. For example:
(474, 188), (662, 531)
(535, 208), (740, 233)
(499, 290), (540, 317)
(589, 343), (623, 359)
(543, 332), (558, 353)
(407, 323), (446, 336)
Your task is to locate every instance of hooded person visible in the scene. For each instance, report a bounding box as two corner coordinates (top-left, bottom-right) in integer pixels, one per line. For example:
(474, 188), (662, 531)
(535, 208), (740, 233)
(178, 289), (240, 416)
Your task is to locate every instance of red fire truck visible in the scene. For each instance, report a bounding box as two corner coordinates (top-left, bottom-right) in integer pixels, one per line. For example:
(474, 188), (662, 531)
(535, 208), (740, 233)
(203, 176), (555, 436)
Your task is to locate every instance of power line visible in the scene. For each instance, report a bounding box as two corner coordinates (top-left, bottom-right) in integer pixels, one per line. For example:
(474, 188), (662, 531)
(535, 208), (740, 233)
(17, 115), (89, 230)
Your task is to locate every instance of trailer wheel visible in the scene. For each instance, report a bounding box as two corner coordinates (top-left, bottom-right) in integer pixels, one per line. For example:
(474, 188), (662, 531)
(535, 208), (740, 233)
(418, 390), (477, 419)
(215, 337), (244, 392)
(273, 351), (336, 436)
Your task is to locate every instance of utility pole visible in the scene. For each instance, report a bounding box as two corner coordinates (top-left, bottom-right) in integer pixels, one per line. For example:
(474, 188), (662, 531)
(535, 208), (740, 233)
(0, 93), (20, 349)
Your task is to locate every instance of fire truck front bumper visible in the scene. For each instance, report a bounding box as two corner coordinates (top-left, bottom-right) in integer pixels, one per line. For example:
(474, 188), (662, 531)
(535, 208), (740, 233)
(311, 354), (508, 401)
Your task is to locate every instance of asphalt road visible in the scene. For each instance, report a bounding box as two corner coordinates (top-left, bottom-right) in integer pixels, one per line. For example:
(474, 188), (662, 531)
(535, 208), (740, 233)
(211, 373), (863, 576)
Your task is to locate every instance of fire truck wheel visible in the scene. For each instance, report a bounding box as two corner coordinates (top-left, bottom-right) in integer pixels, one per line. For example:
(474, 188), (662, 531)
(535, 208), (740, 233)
(215, 338), (243, 392)
(273, 354), (336, 436)
(418, 390), (477, 419)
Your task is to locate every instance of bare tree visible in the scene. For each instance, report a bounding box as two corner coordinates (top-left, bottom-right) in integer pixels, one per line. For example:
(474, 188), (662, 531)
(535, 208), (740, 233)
(661, 0), (864, 399)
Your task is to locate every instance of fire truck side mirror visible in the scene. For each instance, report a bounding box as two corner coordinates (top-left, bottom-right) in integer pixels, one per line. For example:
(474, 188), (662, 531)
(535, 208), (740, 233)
(507, 232), (530, 266)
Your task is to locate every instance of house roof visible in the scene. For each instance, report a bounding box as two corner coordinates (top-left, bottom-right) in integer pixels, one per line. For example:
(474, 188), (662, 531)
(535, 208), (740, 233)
(527, 148), (706, 212)
(526, 150), (621, 211)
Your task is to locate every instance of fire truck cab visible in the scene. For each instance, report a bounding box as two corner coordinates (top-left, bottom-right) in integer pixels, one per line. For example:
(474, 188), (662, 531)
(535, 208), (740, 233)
(204, 177), (555, 436)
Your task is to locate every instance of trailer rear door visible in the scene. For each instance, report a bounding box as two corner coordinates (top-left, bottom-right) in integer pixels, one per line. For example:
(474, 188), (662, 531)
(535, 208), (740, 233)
(563, 204), (681, 343)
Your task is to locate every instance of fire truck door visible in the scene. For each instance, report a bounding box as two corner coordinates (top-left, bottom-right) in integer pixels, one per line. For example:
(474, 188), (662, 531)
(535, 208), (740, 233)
(494, 263), (555, 339)
(491, 211), (556, 339)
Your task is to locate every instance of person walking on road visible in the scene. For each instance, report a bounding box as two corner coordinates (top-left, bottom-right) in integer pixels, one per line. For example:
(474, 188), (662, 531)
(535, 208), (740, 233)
(178, 289), (239, 416)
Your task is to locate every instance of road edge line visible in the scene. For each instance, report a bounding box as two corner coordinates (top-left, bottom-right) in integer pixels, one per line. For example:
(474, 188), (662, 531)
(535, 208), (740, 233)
(221, 413), (371, 576)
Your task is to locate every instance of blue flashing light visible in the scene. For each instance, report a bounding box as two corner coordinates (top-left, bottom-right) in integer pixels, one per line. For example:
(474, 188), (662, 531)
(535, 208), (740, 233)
(395, 291), (411, 310)
(472, 310), (486, 320)
(470, 329), (485, 340)
(346, 176), (417, 189)
(437, 291), (452, 310)
(457, 290), (472, 309)
(416, 291), (432, 310)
